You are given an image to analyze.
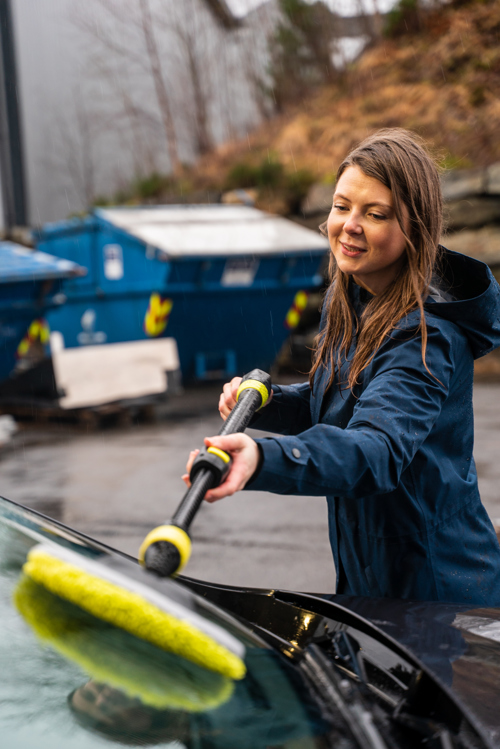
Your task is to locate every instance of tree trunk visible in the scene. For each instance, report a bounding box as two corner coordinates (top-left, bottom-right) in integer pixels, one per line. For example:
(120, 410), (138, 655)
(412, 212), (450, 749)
(139, 0), (182, 176)
(185, 36), (213, 155)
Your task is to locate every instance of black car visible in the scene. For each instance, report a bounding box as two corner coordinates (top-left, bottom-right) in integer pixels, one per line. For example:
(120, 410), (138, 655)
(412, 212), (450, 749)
(0, 494), (498, 748)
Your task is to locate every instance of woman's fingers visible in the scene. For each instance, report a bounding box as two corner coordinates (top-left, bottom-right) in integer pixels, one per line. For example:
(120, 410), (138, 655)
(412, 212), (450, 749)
(201, 434), (260, 502)
(182, 449), (199, 487)
(186, 448), (199, 473)
(218, 377), (242, 420)
(181, 433), (260, 502)
(219, 377), (274, 420)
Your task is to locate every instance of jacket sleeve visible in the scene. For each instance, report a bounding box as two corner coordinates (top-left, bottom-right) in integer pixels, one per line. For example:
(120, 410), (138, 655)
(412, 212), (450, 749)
(247, 320), (459, 498)
(249, 382), (313, 435)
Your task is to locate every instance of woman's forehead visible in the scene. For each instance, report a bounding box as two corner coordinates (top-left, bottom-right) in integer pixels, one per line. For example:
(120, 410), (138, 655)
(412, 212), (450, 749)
(335, 166), (393, 206)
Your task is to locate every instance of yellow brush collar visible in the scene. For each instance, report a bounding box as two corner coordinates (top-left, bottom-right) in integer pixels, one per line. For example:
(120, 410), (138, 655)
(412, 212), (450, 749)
(138, 525), (191, 574)
(236, 379), (269, 409)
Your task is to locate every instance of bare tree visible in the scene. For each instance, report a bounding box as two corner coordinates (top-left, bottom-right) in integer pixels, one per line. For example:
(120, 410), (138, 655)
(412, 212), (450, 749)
(202, 0), (240, 29)
(237, 1), (279, 121)
(81, 42), (163, 180)
(156, 0), (215, 157)
(73, 0), (182, 176)
(369, 0), (384, 38)
(267, 0), (344, 111)
(67, 0), (283, 195)
(353, 0), (384, 40)
(138, 0), (182, 175)
(53, 93), (100, 207)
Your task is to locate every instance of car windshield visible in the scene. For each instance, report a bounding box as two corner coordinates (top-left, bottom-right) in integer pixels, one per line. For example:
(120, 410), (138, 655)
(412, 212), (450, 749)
(0, 496), (337, 748)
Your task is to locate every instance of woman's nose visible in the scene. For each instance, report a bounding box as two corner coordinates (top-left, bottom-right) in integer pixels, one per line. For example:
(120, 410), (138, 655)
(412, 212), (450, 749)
(343, 211), (363, 235)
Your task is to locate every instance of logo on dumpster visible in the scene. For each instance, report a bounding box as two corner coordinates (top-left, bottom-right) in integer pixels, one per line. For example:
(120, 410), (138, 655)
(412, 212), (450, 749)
(144, 293), (173, 337)
(16, 318), (50, 359)
(284, 290), (309, 329)
(77, 309), (107, 345)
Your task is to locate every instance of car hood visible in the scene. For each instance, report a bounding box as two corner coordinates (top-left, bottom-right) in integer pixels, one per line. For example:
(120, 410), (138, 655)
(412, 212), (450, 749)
(332, 592), (500, 745)
(1, 494), (498, 748)
(182, 579), (500, 748)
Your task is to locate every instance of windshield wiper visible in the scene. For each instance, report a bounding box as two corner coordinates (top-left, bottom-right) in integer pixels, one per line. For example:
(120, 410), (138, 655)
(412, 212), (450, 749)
(301, 643), (390, 749)
(319, 632), (487, 749)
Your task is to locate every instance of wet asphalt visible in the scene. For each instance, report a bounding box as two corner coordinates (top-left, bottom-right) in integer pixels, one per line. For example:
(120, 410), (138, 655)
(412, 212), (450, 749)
(1, 381), (500, 594)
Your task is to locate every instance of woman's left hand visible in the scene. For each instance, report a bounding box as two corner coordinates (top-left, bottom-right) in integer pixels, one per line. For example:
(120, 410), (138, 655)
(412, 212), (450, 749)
(182, 434), (260, 502)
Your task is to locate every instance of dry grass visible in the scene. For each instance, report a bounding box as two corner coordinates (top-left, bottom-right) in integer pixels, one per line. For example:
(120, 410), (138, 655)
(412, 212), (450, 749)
(193, 0), (500, 192)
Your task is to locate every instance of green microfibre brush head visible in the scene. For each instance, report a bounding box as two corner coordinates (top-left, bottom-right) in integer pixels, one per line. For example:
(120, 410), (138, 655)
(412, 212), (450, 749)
(22, 544), (246, 681)
(14, 575), (234, 712)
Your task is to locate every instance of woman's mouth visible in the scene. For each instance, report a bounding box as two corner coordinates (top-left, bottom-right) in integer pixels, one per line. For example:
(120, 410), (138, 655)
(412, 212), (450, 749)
(340, 242), (367, 258)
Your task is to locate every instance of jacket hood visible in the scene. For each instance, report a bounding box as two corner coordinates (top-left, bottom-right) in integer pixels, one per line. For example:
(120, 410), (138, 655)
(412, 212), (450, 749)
(425, 248), (500, 360)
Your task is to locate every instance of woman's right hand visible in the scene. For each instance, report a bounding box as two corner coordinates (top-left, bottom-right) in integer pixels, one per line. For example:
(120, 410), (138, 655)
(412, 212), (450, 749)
(218, 376), (273, 420)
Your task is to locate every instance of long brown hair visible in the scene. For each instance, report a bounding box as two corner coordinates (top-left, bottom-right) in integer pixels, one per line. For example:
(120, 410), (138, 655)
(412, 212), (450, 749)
(310, 128), (443, 393)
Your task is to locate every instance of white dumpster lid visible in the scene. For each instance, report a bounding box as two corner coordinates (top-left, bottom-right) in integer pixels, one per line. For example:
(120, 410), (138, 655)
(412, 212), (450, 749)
(96, 205), (329, 257)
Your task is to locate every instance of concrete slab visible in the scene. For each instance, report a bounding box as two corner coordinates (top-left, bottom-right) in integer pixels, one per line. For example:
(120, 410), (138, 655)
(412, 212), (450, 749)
(445, 197), (500, 230)
(443, 225), (500, 266)
(441, 168), (486, 201)
(487, 163), (500, 195)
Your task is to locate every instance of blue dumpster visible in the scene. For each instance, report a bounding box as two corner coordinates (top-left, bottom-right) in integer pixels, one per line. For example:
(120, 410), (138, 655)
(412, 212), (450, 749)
(0, 242), (85, 382)
(35, 206), (329, 381)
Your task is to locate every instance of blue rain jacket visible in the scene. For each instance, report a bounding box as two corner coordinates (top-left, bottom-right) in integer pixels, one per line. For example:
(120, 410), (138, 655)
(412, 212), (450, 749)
(249, 249), (500, 605)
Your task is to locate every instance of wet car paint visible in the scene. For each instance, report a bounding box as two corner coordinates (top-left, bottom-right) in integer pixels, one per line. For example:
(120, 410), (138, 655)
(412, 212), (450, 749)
(182, 578), (500, 748)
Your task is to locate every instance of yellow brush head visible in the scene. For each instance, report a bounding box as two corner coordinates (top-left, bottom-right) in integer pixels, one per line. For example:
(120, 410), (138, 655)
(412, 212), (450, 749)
(15, 575), (234, 711)
(22, 544), (246, 682)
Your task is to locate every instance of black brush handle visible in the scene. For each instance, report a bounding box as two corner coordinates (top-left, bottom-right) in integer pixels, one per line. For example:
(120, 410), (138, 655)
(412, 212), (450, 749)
(219, 385), (264, 435)
(141, 370), (271, 577)
(172, 369), (271, 531)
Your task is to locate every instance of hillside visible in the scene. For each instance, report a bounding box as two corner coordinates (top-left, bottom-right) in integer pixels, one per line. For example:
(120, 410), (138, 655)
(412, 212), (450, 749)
(192, 0), (500, 199)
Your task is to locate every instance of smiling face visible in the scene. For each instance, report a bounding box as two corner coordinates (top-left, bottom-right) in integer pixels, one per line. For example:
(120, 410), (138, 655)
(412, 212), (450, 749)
(327, 165), (409, 295)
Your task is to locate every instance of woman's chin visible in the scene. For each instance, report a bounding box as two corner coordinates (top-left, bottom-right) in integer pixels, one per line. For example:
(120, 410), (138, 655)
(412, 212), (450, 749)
(335, 256), (366, 277)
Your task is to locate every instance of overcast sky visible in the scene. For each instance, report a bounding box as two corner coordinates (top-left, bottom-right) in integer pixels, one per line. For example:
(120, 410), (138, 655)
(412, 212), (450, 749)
(226, 0), (399, 18)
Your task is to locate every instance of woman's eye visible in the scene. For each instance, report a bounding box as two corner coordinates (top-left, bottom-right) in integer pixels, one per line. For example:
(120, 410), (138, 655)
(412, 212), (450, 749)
(333, 204), (348, 212)
(370, 213), (387, 221)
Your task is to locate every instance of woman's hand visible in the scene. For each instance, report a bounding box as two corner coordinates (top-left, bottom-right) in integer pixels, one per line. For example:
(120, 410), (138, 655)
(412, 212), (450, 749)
(182, 434), (260, 502)
(218, 377), (242, 420)
(218, 376), (272, 420)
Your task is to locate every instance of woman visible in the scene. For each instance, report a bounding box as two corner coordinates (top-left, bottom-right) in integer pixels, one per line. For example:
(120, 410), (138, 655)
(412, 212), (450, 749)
(185, 128), (500, 605)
